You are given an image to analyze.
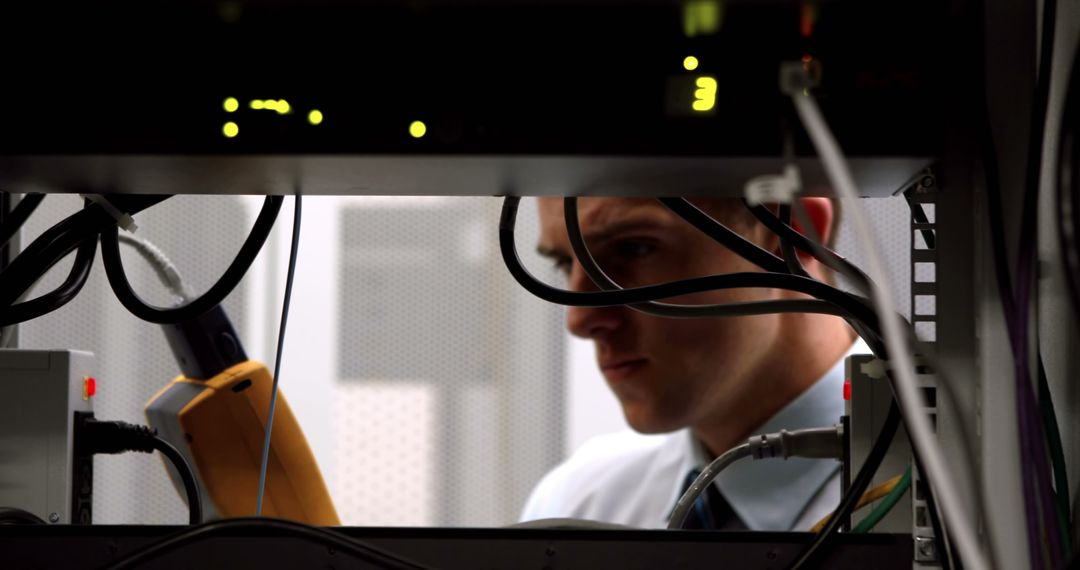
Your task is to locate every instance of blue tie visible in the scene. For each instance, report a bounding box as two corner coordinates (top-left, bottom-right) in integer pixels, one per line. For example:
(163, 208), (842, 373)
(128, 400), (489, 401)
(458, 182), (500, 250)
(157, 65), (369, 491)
(675, 468), (744, 530)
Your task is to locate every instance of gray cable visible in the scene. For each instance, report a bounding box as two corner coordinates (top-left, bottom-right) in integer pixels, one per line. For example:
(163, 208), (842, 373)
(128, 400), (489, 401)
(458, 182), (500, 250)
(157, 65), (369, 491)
(668, 443), (751, 529)
(791, 91), (988, 570)
(668, 424), (844, 530)
(256, 195), (301, 516)
(563, 197), (852, 319)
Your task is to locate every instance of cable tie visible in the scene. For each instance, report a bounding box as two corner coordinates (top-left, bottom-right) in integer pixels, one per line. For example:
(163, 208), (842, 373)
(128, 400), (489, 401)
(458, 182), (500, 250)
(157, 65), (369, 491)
(82, 194), (138, 232)
(745, 164), (801, 206)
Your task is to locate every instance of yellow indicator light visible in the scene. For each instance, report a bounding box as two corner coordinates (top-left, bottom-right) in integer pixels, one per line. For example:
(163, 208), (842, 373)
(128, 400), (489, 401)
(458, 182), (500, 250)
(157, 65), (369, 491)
(264, 100), (279, 112)
(308, 109), (324, 125)
(409, 120), (427, 138)
(223, 122), (239, 138)
(692, 76), (717, 112)
(224, 97), (239, 112)
(250, 100), (265, 110)
(683, 0), (723, 38)
(277, 100), (291, 114)
(683, 56), (699, 71)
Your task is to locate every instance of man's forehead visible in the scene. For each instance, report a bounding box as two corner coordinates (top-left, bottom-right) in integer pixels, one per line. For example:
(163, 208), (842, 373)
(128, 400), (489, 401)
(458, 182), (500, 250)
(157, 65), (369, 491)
(538, 197), (671, 232)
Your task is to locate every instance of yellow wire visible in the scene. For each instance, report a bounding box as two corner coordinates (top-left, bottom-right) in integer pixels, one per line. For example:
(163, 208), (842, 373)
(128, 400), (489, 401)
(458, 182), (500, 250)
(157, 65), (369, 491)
(809, 472), (904, 533)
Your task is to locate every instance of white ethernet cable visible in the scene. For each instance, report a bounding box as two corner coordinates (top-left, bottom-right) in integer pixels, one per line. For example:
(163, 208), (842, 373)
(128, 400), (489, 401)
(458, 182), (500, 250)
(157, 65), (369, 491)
(117, 232), (194, 302)
(789, 89), (989, 570)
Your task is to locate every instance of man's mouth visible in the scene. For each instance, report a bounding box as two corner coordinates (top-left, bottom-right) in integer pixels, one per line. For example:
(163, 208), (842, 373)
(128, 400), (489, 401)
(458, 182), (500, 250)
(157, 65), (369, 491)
(601, 358), (648, 383)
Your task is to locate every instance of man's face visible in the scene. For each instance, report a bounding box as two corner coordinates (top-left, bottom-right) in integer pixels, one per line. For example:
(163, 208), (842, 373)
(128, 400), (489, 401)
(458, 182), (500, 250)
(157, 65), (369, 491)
(536, 197), (783, 434)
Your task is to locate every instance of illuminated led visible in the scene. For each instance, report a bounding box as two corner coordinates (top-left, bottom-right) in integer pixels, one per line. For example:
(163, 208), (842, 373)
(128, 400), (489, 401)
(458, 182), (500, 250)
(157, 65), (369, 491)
(308, 109), (324, 125)
(683, 0), (722, 38)
(692, 76), (717, 112)
(409, 120), (427, 138)
(263, 100), (279, 112)
(223, 97), (239, 112)
(277, 100), (291, 114)
(683, 56), (699, 71)
(250, 100), (265, 110)
(82, 376), (97, 401)
(223, 121), (239, 138)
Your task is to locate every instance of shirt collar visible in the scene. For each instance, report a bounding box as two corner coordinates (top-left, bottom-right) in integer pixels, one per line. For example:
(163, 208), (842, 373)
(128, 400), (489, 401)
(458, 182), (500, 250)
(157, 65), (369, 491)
(672, 338), (869, 531)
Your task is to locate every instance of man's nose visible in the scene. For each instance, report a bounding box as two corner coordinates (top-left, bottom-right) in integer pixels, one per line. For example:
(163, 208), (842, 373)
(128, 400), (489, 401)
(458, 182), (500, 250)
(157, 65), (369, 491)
(565, 262), (623, 339)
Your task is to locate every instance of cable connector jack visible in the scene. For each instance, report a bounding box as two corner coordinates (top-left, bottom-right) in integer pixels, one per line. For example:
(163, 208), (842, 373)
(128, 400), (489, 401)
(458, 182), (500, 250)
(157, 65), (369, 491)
(779, 58), (822, 97)
(76, 415), (158, 455)
(748, 424), (844, 460)
(669, 423), (845, 529)
(74, 413), (203, 524)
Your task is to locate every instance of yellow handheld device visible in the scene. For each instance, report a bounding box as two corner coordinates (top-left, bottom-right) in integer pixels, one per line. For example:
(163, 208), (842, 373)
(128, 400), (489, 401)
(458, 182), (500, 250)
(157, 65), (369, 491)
(145, 305), (339, 525)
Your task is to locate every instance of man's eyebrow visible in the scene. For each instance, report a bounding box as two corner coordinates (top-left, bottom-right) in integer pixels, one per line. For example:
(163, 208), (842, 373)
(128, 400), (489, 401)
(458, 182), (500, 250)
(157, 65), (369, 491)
(536, 218), (670, 259)
(536, 245), (564, 259)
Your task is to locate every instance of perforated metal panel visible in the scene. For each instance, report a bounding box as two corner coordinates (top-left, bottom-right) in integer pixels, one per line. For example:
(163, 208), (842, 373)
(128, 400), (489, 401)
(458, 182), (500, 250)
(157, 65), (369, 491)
(333, 381), (436, 526)
(335, 197), (566, 526)
(835, 195), (915, 318)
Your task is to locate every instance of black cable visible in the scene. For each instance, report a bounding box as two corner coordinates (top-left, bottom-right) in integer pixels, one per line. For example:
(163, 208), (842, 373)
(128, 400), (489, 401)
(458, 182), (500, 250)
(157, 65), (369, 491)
(500, 197), (881, 331)
(99, 517), (437, 570)
(788, 402), (902, 569)
(149, 435), (202, 525)
(563, 197), (851, 319)
(653, 196), (886, 353)
(777, 203), (810, 277)
(0, 192), (44, 250)
(0, 195), (170, 309)
(0, 234), (97, 327)
(100, 195), (283, 324)
(0, 507), (47, 525)
(0, 205), (106, 307)
(743, 200), (871, 291)
(76, 416), (202, 526)
(657, 197), (790, 274)
(906, 198), (937, 251)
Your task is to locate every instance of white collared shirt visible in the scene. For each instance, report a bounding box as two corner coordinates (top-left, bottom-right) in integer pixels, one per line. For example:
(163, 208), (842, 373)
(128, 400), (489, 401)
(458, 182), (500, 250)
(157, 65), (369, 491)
(520, 340), (869, 531)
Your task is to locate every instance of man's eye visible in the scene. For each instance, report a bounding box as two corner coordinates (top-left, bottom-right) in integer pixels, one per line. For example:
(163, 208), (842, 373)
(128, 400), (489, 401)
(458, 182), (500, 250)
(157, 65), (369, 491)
(614, 240), (656, 260)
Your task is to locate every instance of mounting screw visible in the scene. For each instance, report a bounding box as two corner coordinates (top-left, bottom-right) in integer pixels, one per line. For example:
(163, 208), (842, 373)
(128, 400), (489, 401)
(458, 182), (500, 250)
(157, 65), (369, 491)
(48, 512), (60, 523)
(914, 536), (938, 562)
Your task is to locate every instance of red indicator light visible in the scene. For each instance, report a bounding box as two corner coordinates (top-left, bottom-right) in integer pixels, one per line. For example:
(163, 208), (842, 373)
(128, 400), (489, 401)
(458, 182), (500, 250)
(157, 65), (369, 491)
(843, 380), (851, 401)
(83, 376), (97, 400)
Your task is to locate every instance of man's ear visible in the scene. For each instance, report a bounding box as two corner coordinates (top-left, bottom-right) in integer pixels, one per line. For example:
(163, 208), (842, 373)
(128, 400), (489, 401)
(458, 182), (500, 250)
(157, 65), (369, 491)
(765, 197), (834, 258)
(795, 197), (834, 247)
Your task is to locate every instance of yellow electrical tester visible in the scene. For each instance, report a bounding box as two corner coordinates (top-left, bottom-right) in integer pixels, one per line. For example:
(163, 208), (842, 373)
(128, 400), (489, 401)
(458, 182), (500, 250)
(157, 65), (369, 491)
(145, 305), (339, 525)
